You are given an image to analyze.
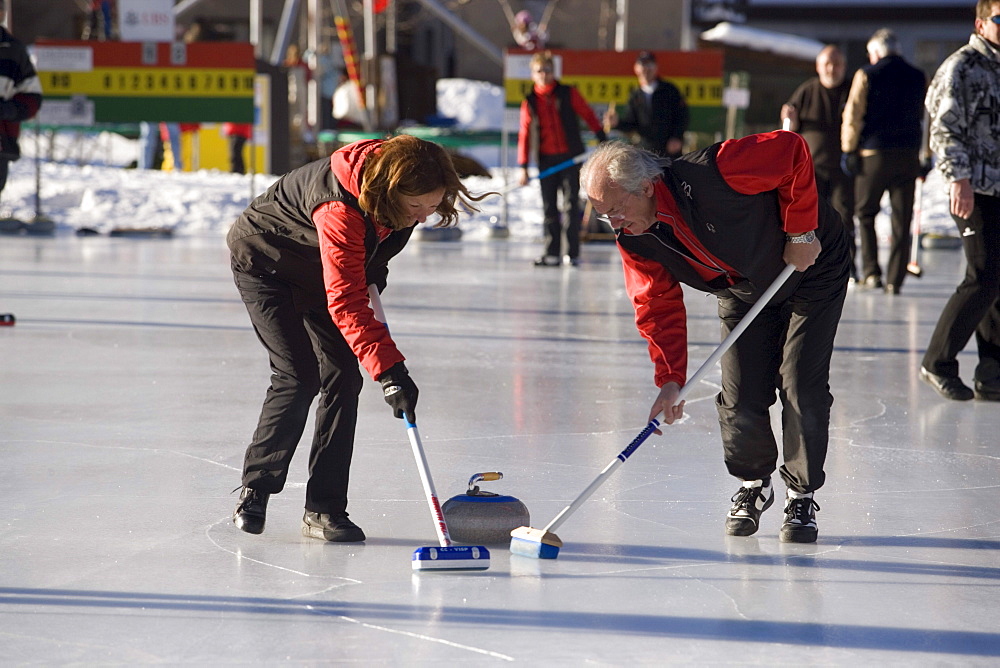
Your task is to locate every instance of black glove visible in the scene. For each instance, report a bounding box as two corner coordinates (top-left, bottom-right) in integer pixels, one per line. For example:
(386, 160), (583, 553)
(379, 361), (418, 420)
(919, 156), (934, 179)
(841, 152), (862, 177)
(595, 129), (608, 143)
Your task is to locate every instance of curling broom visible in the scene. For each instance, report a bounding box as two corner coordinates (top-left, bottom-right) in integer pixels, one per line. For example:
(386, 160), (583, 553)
(368, 286), (489, 571)
(510, 264), (797, 559)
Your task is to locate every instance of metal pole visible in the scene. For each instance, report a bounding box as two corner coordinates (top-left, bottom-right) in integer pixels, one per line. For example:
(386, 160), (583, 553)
(250, 0), (263, 59)
(363, 0), (378, 129)
(614, 0), (628, 52)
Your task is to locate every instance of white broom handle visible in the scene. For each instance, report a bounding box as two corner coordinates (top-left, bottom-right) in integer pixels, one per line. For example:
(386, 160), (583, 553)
(544, 263), (797, 534)
(368, 285), (452, 548)
(405, 420), (453, 548)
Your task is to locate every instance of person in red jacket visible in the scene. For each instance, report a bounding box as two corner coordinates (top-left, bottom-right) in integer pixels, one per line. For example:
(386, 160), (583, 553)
(580, 132), (850, 543)
(227, 135), (490, 542)
(221, 122), (253, 174)
(518, 51), (606, 266)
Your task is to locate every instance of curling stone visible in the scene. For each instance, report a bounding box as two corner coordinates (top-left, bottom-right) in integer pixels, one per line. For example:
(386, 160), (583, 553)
(442, 472), (529, 545)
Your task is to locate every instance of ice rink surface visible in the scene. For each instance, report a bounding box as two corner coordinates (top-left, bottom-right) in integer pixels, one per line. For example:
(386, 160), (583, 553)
(1, 234), (998, 665)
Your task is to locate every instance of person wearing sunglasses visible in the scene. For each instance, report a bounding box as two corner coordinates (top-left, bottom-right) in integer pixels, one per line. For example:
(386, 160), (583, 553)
(517, 50), (607, 267)
(581, 131), (850, 544)
(920, 0), (1000, 402)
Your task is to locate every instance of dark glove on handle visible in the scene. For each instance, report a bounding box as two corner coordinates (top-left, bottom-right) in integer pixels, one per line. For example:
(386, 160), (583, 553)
(379, 361), (418, 420)
(841, 152), (862, 177)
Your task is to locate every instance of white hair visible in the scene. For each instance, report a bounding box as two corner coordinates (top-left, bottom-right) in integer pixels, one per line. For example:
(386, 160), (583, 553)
(580, 141), (663, 196)
(867, 28), (900, 59)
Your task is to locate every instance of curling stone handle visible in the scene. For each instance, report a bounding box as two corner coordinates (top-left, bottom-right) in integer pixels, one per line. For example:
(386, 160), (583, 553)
(468, 472), (502, 491)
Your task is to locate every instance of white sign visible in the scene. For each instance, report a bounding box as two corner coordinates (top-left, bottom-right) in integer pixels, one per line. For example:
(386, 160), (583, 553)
(35, 97), (96, 126)
(722, 87), (750, 109)
(118, 0), (175, 43)
(30, 46), (94, 72)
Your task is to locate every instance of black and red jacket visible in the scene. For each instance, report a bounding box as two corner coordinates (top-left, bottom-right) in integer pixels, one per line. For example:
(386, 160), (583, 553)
(618, 131), (844, 388)
(227, 140), (412, 381)
(0, 26), (43, 160)
(517, 81), (605, 167)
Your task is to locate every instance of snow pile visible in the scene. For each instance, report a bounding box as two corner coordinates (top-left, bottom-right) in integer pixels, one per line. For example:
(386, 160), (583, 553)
(700, 22), (825, 61)
(436, 78), (505, 130)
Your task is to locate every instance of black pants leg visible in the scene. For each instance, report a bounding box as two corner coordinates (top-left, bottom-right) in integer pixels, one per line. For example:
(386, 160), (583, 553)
(561, 163), (583, 260)
(923, 194), (1000, 381)
(538, 153), (573, 258)
(716, 256), (848, 493)
(854, 157), (886, 281)
(884, 150), (918, 290)
(228, 135), (247, 174)
(234, 269), (363, 515)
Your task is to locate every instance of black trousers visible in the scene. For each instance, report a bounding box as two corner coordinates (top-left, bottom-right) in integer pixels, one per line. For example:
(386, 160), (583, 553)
(233, 268), (364, 515)
(816, 169), (856, 276)
(228, 135), (247, 175)
(715, 247), (849, 494)
(922, 193), (1000, 382)
(539, 152), (582, 260)
(855, 148), (919, 289)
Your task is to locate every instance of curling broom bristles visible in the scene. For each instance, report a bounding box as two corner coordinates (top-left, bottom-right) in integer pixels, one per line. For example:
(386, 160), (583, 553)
(509, 526), (563, 559)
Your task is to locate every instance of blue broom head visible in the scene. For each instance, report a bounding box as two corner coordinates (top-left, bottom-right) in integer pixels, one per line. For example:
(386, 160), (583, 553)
(509, 526), (562, 559)
(411, 545), (490, 571)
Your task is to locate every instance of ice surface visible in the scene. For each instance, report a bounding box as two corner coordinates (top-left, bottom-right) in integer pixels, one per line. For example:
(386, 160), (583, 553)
(1, 233), (998, 664)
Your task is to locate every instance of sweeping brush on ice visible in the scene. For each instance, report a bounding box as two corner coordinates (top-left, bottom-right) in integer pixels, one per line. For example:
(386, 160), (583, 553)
(511, 264), (797, 559)
(368, 286), (490, 572)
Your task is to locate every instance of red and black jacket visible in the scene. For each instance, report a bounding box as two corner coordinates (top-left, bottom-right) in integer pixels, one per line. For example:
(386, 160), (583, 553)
(227, 140), (412, 380)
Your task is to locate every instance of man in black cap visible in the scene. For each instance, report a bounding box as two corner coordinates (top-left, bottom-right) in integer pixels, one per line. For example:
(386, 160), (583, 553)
(604, 51), (689, 158)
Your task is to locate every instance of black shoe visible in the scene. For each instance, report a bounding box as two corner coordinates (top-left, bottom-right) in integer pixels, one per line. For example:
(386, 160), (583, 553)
(233, 487), (269, 534)
(920, 367), (974, 401)
(884, 284), (900, 295)
(533, 255), (560, 267)
(302, 511), (366, 542)
(780, 492), (820, 543)
(974, 379), (1000, 401)
(563, 255), (579, 267)
(725, 479), (774, 536)
(862, 275), (884, 290)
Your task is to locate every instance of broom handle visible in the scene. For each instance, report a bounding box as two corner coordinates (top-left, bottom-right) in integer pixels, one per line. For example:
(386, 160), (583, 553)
(368, 285), (452, 548)
(909, 177), (923, 265)
(405, 418), (453, 548)
(543, 263), (797, 534)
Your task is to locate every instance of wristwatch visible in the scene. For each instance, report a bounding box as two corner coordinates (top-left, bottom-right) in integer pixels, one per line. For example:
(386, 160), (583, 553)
(786, 230), (816, 244)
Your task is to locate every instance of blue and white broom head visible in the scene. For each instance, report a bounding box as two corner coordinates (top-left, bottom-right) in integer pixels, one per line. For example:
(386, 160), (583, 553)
(411, 545), (490, 571)
(509, 526), (563, 559)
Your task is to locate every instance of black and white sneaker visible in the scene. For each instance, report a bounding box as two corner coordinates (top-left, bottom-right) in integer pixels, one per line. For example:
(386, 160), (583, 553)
(726, 479), (774, 536)
(780, 492), (820, 543)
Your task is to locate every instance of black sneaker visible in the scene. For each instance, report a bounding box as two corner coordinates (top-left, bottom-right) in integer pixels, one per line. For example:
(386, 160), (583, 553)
(862, 274), (884, 290)
(233, 487), (270, 534)
(533, 255), (560, 267)
(920, 367), (974, 401)
(725, 479), (774, 536)
(780, 493), (820, 543)
(302, 511), (366, 542)
(974, 379), (1000, 401)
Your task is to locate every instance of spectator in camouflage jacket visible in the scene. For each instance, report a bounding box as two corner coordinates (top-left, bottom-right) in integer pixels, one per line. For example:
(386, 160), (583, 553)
(920, 0), (1000, 402)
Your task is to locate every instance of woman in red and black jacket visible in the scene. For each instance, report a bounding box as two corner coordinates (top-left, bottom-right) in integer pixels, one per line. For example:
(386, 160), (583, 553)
(0, 18), (43, 202)
(227, 135), (489, 542)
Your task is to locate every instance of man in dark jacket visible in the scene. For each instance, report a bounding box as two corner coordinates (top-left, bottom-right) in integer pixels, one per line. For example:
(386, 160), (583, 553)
(841, 28), (927, 294)
(580, 133), (850, 544)
(605, 51), (689, 159)
(517, 50), (606, 267)
(782, 45), (856, 280)
(0, 1), (43, 231)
